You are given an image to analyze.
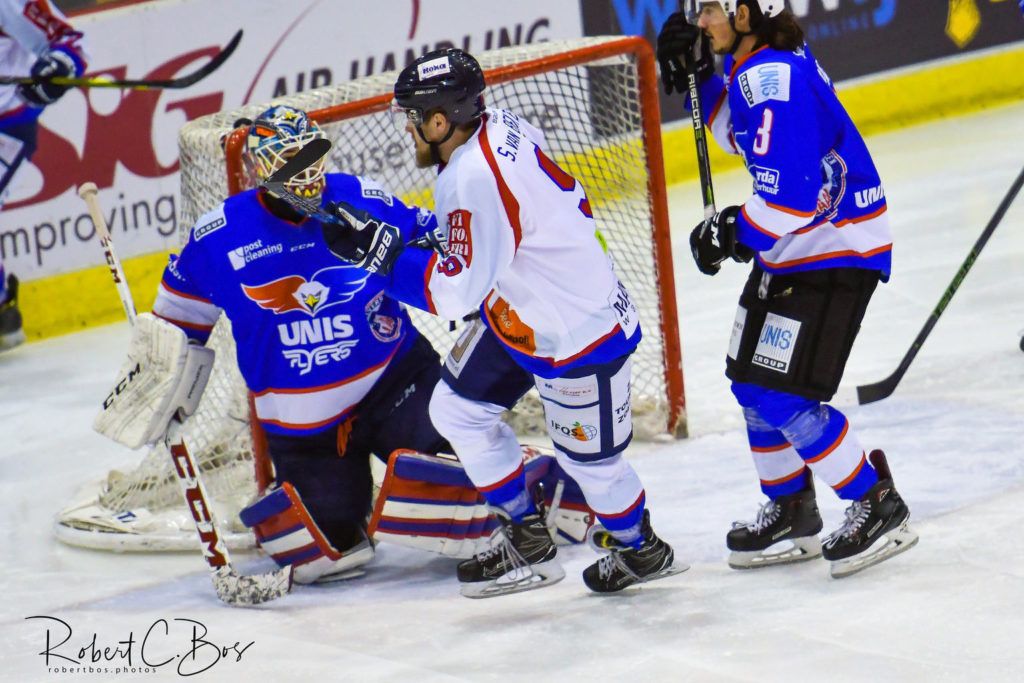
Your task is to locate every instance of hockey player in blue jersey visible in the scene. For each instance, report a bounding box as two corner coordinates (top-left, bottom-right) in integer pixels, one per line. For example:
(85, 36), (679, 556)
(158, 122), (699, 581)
(94, 105), (594, 584)
(658, 1), (918, 578)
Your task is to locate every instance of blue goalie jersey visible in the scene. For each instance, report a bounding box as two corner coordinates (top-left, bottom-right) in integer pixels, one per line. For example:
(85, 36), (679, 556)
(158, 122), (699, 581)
(698, 42), (892, 280)
(153, 173), (438, 436)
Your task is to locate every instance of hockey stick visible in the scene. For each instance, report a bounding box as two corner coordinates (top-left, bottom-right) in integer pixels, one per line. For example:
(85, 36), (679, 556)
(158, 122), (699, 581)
(78, 183), (137, 324)
(856, 164), (1024, 405)
(77, 183), (293, 606)
(0, 30), (242, 90)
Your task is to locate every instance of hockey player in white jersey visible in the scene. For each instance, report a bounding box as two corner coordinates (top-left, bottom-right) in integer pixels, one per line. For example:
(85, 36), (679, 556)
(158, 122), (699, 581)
(319, 48), (683, 596)
(658, 1), (918, 578)
(0, 0), (88, 351)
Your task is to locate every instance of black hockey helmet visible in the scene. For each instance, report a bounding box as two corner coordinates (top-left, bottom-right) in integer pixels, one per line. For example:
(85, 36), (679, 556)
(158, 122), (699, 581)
(393, 48), (485, 128)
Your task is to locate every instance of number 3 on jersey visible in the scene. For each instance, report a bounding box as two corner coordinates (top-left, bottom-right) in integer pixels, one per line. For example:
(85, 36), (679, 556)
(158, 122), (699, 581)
(753, 108), (773, 156)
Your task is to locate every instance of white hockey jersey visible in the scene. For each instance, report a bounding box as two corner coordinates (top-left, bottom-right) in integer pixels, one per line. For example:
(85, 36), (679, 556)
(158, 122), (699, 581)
(387, 108), (641, 378)
(0, 0), (87, 118)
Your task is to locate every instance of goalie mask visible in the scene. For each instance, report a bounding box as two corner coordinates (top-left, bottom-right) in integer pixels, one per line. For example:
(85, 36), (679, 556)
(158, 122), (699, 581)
(245, 105), (327, 199)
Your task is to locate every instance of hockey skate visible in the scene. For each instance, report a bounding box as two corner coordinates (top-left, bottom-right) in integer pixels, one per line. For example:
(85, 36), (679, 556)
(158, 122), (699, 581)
(457, 508), (564, 599)
(726, 477), (823, 570)
(0, 274), (25, 351)
(583, 510), (687, 593)
(823, 450), (918, 578)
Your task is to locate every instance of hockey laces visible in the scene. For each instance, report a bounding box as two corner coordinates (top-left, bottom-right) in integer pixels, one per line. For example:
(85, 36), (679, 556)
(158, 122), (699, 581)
(596, 548), (640, 582)
(735, 499), (781, 533)
(829, 500), (872, 541)
(475, 516), (531, 576)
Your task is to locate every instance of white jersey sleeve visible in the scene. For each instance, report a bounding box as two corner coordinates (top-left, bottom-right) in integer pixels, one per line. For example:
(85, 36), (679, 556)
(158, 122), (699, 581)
(423, 155), (517, 321)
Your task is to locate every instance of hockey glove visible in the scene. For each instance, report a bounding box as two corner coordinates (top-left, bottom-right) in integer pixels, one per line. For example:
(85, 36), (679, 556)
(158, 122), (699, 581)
(656, 12), (713, 95)
(321, 200), (403, 276)
(690, 205), (755, 276)
(18, 49), (79, 106)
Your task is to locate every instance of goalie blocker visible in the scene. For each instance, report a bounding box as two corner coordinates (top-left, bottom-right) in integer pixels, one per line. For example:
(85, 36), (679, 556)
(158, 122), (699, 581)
(94, 313), (215, 449)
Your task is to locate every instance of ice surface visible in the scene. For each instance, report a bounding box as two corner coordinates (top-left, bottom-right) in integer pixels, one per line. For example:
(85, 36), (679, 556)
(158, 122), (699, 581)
(1, 102), (1022, 682)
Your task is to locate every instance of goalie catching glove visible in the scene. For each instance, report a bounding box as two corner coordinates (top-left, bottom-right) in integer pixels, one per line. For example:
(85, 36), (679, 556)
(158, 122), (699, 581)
(321, 200), (404, 275)
(94, 313), (215, 449)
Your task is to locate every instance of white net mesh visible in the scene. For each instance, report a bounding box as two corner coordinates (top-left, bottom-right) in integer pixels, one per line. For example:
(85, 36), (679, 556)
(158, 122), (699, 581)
(56, 37), (683, 552)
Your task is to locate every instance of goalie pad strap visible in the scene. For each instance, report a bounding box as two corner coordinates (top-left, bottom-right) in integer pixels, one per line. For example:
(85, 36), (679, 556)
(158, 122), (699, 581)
(93, 313), (214, 449)
(240, 482), (373, 584)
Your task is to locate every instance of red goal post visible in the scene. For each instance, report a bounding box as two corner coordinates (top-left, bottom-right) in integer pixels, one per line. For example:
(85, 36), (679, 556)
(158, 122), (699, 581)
(217, 35), (686, 437)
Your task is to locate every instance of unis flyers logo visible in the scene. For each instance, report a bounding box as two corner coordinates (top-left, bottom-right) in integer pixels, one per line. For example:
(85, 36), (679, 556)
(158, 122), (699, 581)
(242, 265), (370, 316)
(242, 265), (370, 376)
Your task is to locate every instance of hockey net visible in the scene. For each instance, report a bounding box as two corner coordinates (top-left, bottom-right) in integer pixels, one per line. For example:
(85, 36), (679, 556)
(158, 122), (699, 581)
(55, 36), (685, 552)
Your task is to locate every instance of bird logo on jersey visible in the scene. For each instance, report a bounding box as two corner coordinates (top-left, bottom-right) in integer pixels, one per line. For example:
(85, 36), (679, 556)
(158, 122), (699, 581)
(242, 266), (370, 316)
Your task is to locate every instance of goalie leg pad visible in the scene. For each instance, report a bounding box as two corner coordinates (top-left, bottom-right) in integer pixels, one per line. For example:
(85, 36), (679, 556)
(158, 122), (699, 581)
(368, 447), (595, 558)
(93, 313), (215, 449)
(240, 482), (373, 584)
(368, 450), (499, 559)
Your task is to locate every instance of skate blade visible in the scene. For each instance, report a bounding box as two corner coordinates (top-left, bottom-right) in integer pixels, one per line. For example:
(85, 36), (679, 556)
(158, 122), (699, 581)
(641, 561), (690, 584)
(829, 522), (919, 579)
(460, 560), (565, 599)
(729, 535), (822, 570)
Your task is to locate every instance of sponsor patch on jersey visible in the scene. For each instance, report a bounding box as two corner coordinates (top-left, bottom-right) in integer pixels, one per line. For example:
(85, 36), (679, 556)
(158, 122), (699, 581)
(738, 62), (791, 107)
(417, 56), (451, 80)
(446, 209), (473, 266)
(752, 312), (801, 374)
(536, 375), (599, 407)
(728, 306), (747, 360)
(607, 280), (639, 338)
(751, 165), (781, 196)
(228, 239), (284, 270)
(487, 296), (537, 354)
(359, 177), (394, 206)
(193, 206), (227, 241)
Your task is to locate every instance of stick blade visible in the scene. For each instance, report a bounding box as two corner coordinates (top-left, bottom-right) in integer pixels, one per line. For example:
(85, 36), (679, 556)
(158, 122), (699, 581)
(266, 137), (332, 184)
(855, 377), (897, 405)
(213, 565), (293, 606)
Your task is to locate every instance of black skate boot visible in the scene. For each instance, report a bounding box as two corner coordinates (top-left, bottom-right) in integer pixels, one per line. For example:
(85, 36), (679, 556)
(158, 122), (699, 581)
(0, 274), (25, 351)
(726, 475), (823, 569)
(822, 450), (918, 578)
(457, 508), (563, 598)
(583, 510), (686, 593)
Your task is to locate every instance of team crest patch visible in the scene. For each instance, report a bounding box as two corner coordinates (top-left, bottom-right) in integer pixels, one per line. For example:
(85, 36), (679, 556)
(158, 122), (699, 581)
(752, 312), (800, 374)
(365, 291), (402, 342)
(446, 209), (472, 265)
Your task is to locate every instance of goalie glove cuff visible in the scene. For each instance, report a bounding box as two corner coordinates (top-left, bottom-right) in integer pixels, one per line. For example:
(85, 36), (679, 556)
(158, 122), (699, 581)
(93, 314), (215, 449)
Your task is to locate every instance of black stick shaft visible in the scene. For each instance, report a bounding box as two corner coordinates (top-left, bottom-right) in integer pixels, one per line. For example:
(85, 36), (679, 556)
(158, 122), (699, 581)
(686, 67), (716, 220)
(856, 164), (1024, 404)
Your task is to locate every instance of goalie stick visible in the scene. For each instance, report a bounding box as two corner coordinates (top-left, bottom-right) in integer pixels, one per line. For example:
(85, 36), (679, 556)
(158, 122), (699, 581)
(856, 164), (1024, 404)
(77, 182), (293, 606)
(0, 30), (242, 90)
